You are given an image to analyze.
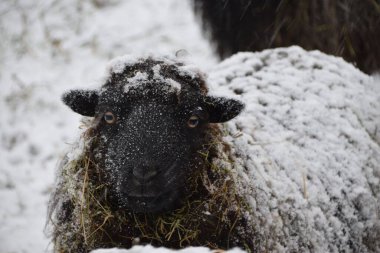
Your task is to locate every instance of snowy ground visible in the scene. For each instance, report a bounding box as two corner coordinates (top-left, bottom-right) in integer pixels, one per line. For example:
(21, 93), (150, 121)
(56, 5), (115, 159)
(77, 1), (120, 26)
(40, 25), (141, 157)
(91, 245), (245, 253)
(0, 1), (216, 252)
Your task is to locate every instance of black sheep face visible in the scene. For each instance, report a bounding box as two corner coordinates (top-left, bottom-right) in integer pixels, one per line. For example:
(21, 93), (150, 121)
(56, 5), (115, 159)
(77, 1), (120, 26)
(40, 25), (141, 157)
(62, 59), (244, 213)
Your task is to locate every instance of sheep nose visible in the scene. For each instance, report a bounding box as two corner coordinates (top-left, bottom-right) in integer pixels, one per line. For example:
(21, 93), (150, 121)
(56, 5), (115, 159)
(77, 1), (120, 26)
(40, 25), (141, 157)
(132, 166), (159, 183)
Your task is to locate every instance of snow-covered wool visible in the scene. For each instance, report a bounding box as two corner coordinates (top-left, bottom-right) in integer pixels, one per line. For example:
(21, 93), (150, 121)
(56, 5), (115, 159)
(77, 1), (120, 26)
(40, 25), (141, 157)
(47, 55), (254, 252)
(207, 46), (380, 252)
(192, 0), (380, 74)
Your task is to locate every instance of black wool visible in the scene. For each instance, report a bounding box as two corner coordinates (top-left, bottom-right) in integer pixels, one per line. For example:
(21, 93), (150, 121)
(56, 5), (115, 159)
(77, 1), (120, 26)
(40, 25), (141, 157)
(193, 0), (380, 74)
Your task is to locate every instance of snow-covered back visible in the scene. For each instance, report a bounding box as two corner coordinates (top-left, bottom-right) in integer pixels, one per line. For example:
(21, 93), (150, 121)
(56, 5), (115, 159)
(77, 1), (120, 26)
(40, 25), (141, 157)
(209, 46), (380, 252)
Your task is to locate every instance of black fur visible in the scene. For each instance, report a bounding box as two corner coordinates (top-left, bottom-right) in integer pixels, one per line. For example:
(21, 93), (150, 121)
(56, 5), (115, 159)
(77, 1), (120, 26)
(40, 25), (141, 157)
(62, 90), (98, 117)
(193, 0), (380, 74)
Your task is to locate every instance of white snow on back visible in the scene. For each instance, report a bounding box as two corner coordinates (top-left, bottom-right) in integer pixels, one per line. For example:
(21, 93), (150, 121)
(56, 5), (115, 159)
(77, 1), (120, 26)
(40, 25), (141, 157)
(209, 46), (380, 252)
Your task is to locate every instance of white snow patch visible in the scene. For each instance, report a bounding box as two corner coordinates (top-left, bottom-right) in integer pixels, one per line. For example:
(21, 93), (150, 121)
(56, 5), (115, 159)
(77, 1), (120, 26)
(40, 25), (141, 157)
(91, 245), (246, 253)
(166, 78), (182, 93)
(152, 64), (163, 79)
(124, 71), (149, 93)
(128, 71), (149, 83)
(107, 55), (143, 74)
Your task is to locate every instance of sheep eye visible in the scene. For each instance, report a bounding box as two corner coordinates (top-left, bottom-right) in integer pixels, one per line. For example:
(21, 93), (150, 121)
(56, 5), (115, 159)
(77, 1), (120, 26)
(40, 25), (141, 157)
(104, 112), (116, 124)
(187, 115), (200, 128)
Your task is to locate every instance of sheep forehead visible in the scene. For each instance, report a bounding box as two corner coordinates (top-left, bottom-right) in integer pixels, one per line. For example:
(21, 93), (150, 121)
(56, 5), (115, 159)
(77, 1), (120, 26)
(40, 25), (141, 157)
(103, 56), (205, 94)
(106, 54), (177, 74)
(106, 53), (201, 77)
(100, 58), (206, 107)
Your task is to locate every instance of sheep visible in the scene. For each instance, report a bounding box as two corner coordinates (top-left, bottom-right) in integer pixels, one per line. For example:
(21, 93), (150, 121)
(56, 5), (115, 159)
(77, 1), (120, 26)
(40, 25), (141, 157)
(192, 0), (380, 74)
(48, 47), (380, 253)
(47, 55), (255, 252)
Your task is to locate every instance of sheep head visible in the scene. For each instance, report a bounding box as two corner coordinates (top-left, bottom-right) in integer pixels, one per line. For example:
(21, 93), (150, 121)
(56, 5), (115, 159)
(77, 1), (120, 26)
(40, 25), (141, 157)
(62, 56), (244, 213)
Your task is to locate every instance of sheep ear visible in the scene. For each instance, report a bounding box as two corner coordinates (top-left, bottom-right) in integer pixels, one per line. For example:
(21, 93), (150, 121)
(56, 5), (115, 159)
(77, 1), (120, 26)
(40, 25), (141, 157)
(204, 96), (244, 123)
(62, 89), (98, 117)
